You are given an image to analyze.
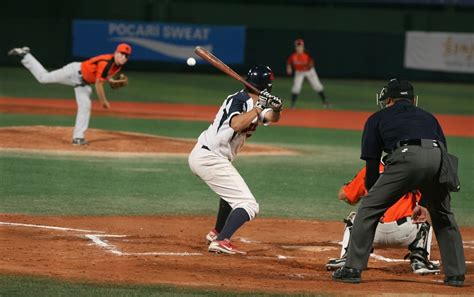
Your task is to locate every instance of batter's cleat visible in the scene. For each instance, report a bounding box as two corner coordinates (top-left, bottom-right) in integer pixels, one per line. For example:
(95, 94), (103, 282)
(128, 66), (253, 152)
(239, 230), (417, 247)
(8, 47), (30, 58)
(444, 275), (464, 287)
(325, 257), (346, 270)
(205, 229), (219, 244)
(72, 138), (89, 145)
(208, 239), (246, 255)
(410, 258), (440, 275)
(332, 266), (361, 284)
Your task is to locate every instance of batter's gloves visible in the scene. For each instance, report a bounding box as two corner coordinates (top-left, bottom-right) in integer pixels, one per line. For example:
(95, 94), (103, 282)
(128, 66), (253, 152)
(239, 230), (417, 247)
(257, 91), (283, 112)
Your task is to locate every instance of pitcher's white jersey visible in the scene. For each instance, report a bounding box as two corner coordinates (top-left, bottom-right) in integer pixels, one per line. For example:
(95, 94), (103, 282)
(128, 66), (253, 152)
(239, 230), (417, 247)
(198, 90), (259, 161)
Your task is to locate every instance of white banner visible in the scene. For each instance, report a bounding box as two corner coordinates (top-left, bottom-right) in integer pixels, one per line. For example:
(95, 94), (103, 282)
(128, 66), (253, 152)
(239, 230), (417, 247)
(404, 31), (474, 73)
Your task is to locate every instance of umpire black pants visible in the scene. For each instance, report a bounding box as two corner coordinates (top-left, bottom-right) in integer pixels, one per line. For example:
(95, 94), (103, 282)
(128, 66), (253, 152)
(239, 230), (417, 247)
(345, 144), (466, 277)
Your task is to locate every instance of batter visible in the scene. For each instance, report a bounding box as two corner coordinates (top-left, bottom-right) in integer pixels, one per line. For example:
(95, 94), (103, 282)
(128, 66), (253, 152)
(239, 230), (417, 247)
(188, 65), (282, 255)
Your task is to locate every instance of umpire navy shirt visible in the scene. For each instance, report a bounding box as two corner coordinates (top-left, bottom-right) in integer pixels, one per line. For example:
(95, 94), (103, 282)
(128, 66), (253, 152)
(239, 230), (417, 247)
(361, 100), (447, 160)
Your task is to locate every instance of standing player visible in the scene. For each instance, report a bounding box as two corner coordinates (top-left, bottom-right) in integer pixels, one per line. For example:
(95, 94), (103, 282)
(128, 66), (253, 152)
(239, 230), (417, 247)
(332, 79), (465, 287)
(188, 65), (282, 255)
(286, 39), (329, 108)
(326, 163), (440, 275)
(8, 44), (131, 145)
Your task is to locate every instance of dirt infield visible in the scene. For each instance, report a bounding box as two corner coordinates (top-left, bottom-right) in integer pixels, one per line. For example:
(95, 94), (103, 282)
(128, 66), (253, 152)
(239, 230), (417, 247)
(0, 99), (472, 295)
(0, 214), (472, 295)
(1, 97), (473, 137)
(0, 126), (296, 156)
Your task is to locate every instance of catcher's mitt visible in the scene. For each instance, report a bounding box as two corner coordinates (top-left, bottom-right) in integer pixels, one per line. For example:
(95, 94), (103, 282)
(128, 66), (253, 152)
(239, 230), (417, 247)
(109, 73), (128, 89)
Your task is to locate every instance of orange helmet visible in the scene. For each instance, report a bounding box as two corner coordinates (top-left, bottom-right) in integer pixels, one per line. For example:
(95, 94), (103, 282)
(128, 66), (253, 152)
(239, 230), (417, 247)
(294, 39), (304, 47)
(116, 43), (132, 55)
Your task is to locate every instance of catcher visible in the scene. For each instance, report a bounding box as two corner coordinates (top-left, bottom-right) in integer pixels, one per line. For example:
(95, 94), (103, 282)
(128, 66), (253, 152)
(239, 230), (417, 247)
(8, 43), (131, 145)
(326, 163), (440, 275)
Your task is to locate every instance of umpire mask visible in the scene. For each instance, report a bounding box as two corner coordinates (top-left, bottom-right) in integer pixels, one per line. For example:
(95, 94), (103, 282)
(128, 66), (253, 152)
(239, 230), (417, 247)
(376, 78), (418, 109)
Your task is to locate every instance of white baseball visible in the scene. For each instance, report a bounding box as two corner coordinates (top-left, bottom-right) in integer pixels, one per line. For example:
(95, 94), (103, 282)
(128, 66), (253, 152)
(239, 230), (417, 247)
(186, 57), (196, 66)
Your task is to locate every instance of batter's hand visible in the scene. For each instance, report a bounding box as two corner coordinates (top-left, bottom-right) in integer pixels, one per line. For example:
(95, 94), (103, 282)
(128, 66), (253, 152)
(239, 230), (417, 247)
(256, 90), (271, 110)
(411, 205), (428, 223)
(268, 95), (283, 112)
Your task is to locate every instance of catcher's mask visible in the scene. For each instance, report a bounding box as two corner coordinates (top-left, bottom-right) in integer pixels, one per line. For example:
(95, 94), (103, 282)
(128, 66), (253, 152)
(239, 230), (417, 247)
(376, 78), (417, 109)
(246, 65), (274, 93)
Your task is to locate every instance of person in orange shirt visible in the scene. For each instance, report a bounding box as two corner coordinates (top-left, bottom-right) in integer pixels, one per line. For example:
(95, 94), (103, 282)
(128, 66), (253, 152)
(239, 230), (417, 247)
(286, 39), (329, 108)
(8, 44), (132, 145)
(325, 163), (440, 275)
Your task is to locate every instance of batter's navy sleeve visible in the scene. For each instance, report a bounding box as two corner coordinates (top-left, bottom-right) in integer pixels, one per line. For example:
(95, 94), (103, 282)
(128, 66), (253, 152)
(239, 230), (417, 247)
(228, 91), (250, 126)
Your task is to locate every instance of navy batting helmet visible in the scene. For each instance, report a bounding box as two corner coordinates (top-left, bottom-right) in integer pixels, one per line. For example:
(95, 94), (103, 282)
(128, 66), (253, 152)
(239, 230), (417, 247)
(246, 65), (274, 93)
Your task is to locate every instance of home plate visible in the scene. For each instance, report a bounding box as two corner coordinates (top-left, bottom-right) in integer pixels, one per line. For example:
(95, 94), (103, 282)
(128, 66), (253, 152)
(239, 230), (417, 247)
(281, 245), (337, 252)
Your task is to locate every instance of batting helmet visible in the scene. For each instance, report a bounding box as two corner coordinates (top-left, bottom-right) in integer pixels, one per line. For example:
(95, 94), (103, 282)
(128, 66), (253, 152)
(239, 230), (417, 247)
(246, 65), (274, 93)
(377, 78), (415, 109)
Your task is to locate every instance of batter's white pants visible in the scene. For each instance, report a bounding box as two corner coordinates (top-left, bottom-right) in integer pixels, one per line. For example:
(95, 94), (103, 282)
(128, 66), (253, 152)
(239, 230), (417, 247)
(188, 143), (259, 220)
(21, 54), (93, 139)
(291, 67), (324, 94)
(340, 217), (432, 257)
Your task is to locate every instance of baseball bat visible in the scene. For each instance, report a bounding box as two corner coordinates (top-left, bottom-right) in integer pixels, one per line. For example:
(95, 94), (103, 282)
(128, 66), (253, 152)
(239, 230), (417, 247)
(194, 46), (260, 94)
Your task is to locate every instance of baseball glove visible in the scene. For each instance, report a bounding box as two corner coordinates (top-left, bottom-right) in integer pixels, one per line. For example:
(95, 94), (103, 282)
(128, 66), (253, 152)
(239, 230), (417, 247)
(109, 73), (128, 89)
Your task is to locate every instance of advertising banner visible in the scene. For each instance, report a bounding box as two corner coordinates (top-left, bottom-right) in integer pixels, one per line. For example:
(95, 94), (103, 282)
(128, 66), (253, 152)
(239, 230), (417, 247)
(73, 20), (246, 64)
(404, 31), (474, 73)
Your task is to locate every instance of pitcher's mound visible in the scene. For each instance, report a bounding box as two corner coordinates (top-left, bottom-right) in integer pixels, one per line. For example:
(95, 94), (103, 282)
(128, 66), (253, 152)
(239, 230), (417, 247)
(0, 126), (297, 156)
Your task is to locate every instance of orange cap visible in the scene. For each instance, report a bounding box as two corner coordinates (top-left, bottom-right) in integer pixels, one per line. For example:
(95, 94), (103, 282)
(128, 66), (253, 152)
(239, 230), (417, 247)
(294, 39), (304, 47)
(116, 43), (132, 55)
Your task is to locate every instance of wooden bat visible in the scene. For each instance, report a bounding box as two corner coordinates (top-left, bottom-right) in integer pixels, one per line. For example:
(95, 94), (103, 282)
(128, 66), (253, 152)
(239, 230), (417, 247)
(194, 46), (260, 94)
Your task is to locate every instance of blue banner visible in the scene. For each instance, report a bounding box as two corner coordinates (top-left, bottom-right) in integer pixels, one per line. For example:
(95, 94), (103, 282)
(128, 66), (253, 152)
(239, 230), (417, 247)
(72, 20), (246, 64)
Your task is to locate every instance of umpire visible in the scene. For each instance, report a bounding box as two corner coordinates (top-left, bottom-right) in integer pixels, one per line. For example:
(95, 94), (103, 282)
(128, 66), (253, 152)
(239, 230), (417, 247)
(332, 79), (465, 286)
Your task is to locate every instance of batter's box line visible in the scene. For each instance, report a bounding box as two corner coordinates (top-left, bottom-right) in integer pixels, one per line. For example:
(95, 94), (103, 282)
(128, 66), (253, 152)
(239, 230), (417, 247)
(85, 234), (202, 256)
(0, 221), (202, 257)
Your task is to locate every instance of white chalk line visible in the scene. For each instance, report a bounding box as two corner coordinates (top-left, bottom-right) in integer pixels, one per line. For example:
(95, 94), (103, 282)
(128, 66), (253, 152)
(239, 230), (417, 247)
(1, 221), (202, 257)
(0, 221), (105, 233)
(85, 234), (202, 256)
(2, 222), (472, 262)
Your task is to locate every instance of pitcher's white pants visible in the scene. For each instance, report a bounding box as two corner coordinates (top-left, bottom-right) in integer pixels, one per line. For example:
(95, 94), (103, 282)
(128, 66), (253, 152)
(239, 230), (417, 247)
(21, 54), (93, 139)
(291, 67), (324, 94)
(188, 143), (259, 220)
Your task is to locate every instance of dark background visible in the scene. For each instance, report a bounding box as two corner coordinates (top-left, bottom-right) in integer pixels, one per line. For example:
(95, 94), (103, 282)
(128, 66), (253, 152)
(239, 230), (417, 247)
(2, 0), (473, 81)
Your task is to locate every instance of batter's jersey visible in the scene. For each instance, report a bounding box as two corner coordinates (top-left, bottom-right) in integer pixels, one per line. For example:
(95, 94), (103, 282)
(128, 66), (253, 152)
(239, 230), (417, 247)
(287, 52), (314, 72)
(198, 90), (260, 161)
(343, 164), (421, 223)
(80, 54), (123, 84)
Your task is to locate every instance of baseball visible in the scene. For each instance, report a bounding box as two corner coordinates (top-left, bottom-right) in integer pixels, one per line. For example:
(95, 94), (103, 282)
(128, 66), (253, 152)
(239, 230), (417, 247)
(186, 57), (196, 66)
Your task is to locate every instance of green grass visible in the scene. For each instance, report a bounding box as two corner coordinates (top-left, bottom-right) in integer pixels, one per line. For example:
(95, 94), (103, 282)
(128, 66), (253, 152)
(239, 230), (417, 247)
(1, 114), (472, 225)
(1, 66), (473, 114)
(0, 275), (321, 297)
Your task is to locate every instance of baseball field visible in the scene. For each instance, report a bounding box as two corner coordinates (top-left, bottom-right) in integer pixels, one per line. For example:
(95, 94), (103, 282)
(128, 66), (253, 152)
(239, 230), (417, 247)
(0, 66), (473, 296)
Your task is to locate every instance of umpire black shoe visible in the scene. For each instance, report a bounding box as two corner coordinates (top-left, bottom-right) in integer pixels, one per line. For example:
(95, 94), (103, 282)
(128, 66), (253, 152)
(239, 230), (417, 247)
(444, 275), (464, 287)
(332, 266), (361, 284)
